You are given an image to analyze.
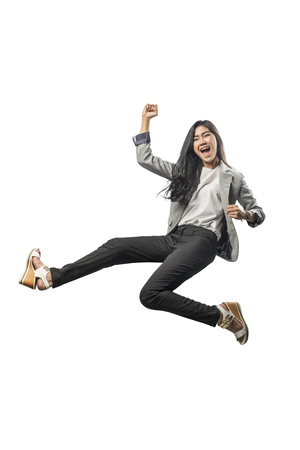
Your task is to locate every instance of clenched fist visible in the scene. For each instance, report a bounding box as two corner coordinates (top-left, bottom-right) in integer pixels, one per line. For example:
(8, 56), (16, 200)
(226, 205), (247, 221)
(142, 104), (158, 120)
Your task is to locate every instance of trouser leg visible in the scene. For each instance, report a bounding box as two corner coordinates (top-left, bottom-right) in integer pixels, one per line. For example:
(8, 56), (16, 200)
(50, 235), (173, 288)
(140, 232), (220, 326)
(50, 226), (220, 326)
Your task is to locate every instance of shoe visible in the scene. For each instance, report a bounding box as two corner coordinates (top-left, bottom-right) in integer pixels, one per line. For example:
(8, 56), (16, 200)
(217, 302), (249, 345)
(19, 248), (51, 290)
(19, 248), (41, 289)
(34, 265), (51, 289)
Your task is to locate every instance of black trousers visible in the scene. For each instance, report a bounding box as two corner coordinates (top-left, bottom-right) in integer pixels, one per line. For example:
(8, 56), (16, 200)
(50, 225), (221, 327)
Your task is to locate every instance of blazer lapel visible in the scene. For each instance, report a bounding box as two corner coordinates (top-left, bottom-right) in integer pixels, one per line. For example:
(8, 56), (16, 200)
(219, 160), (233, 211)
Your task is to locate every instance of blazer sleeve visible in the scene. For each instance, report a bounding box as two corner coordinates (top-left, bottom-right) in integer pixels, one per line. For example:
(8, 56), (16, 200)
(237, 175), (266, 228)
(133, 132), (174, 181)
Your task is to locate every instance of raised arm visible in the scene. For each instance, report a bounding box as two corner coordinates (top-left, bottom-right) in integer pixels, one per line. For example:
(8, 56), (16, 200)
(132, 104), (174, 181)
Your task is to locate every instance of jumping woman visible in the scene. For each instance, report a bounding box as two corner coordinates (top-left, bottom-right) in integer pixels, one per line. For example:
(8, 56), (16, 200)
(19, 104), (265, 345)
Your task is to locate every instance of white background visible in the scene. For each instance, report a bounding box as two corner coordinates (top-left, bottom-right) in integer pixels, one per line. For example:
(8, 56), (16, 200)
(1, 0), (299, 449)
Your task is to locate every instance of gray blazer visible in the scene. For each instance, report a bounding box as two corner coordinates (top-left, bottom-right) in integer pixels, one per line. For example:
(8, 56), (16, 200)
(135, 139), (265, 262)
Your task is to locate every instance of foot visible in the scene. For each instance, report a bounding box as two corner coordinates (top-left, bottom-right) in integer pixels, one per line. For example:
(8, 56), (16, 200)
(217, 303), (244, 343)
(32, 249), (53, 290)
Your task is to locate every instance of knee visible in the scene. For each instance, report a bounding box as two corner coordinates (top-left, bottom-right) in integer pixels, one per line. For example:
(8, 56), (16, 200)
(101, 238), (126, 256)
(102, 237), (120, 249)
(139, 285), (159, 310)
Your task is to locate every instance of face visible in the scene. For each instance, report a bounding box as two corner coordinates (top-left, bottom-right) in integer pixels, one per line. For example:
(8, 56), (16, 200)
(193, 126), (219, 169)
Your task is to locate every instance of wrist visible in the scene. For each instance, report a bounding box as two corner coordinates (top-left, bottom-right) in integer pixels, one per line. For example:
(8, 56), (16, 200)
(244, 210), (255, 222)
(140, 117), (150, 133)
(247, 211), (257, 223)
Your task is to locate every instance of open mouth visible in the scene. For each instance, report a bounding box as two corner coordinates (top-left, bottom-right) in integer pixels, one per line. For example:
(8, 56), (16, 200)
(200, 146), (210, 156)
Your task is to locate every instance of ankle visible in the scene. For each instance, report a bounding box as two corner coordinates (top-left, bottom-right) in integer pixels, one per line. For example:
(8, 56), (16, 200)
(47, 271), (53, 286)
(217, 311), (222, 325)
(217, 303), (227, 324)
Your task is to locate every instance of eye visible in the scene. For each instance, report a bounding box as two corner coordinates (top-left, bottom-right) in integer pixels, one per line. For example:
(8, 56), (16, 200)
(204, 133), (210, 137)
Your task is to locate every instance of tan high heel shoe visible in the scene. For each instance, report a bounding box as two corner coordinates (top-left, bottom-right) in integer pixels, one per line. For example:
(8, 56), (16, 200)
(217, 302), (249, 345)
(19, 248), (51, 290)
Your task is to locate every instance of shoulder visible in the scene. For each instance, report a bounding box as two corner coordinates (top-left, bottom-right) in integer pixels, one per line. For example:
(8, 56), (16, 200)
(219, 160), (243, 185)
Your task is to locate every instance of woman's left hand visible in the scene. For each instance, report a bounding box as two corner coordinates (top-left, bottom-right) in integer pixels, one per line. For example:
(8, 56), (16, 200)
(226, 204), (247, 220)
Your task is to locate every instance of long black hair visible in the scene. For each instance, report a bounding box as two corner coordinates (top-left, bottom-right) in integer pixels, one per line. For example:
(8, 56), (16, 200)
(163, 120), (231, 205)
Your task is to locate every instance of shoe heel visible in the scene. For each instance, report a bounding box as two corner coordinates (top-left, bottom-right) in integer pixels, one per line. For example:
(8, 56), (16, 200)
(19, 248), (38, 289)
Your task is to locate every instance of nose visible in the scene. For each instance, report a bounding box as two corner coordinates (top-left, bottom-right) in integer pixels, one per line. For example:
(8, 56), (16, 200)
(199, 137), (207, 147)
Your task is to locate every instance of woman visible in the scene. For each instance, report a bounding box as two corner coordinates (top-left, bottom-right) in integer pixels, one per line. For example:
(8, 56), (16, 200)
(19, 104), (265, 345)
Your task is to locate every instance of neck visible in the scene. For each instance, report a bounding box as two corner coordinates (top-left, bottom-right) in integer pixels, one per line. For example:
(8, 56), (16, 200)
(203, 157), (220, 170)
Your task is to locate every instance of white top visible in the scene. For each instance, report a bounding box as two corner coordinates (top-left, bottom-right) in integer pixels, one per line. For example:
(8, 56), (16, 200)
(178, 166), (224, 240)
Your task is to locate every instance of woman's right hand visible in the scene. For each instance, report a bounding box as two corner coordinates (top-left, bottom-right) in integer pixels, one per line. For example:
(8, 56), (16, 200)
(142, 104), (158, 120)
(140, 104), (158, 133)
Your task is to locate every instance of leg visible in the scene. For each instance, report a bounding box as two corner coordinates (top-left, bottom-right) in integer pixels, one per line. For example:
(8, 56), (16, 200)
(37, 235), (175, 289)
(140, 233), (220, 326)
(29, 226), (246, 342)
